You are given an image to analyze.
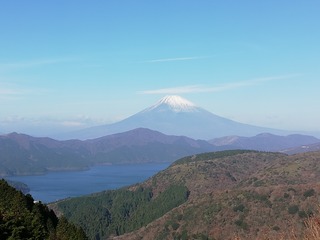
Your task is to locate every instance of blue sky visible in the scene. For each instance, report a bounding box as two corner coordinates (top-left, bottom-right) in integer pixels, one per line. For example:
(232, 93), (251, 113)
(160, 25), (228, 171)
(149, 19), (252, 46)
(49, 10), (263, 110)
(0, 1), (319, 136)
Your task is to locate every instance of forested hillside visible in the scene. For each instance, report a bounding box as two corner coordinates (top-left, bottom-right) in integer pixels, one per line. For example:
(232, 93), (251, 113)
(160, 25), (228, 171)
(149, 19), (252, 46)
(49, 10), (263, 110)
(54, 184), (189, 239)
(0, 179), (87, 240)
(52, 150), (320, 240)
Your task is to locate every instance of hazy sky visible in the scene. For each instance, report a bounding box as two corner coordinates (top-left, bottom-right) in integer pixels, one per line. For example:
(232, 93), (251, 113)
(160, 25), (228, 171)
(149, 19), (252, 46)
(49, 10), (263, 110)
(0, 1), (319, 136)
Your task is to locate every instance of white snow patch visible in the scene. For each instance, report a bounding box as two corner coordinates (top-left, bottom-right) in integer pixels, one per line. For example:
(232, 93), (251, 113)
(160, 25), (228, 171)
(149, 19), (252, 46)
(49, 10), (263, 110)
(145, 95), (198, 112)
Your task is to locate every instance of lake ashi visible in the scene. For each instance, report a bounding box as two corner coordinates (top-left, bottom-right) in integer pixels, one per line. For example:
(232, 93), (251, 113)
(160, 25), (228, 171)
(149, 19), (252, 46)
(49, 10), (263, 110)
(6, 163), (170, 203)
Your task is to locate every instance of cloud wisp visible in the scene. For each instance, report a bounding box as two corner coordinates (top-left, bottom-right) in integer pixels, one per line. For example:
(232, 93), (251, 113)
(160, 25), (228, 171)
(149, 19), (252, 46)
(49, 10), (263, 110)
(0, 115), (108, 130)
(0, 57), (78, 72)
(0, 81), (51, 101)
(142, 56), (209, 63)
(138, 75), (298, 95)
(0, 83), (24, 100)
(0, 88), (20, 95)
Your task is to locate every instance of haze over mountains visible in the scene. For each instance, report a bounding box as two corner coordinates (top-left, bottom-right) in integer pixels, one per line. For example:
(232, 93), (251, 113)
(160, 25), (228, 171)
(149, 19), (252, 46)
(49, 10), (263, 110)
(210, 133), (320, 152)
(281, 142), (320, 155)
(0, 128), (215, 176)
(1, 95), (320, 177)
(60, 95), (291, 140)
(1, 128), (319, 176)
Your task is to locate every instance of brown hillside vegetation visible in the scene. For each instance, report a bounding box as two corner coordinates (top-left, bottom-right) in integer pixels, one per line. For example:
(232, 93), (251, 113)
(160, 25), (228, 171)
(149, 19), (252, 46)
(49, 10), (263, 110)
(112, 151), (320, 240)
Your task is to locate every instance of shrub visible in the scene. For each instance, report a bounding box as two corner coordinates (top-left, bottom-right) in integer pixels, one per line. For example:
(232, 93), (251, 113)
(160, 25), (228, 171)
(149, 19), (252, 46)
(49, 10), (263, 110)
(180, 230), (188, 240)
(272, 226), (280, 231)
(288, 187), (296, 192)
(233, 204), (245, 212)
(303, 189), (315, 198)
(171, 222), (180, 230)
(191, 233), (210, 240)
(253, 180), (265, 187)
(283, 193), (290, 198)
(288, 205), (299, 215)
(298, 210), (308, 218)
(234, 219), (249, 230)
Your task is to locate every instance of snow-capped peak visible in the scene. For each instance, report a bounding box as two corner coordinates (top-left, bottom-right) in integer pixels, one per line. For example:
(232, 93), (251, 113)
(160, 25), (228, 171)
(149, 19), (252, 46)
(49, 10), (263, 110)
(146, 95), (198, 112)
(158, 95), (196, 108)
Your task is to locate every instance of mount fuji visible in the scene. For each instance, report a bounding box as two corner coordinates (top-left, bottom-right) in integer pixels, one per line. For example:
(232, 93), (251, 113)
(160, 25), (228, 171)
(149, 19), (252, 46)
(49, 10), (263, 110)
(61, 95), (288, 140)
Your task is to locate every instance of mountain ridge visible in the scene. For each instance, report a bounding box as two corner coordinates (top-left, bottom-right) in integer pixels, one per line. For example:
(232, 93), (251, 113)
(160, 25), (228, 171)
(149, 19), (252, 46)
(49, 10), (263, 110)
(0, 128), (216, 176)
(1, 128), (319, 176)
(209, 133), (320, 151)
(280, 142), (320, 154)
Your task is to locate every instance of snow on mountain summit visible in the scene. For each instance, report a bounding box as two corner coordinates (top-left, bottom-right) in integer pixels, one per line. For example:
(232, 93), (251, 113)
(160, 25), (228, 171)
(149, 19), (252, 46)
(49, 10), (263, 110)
(145, 95), (198, 112)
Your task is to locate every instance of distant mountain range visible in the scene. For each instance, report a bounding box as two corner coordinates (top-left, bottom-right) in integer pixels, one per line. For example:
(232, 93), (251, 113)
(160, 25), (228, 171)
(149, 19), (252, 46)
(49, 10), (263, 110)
(1, 128), (319, 176)
(0, 128), (215, 176)
(280, 142), (320, 154)
(0, 132), (89, 176)
(209, 133), (320, 152)
(84, 128), (214, 164)
(59, 95), (290, 140)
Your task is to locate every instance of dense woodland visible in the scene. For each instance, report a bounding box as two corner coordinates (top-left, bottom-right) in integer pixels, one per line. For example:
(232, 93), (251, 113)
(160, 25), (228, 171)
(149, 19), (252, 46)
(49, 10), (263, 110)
(0, 179), (87, 240)
(57, 185), (189, 239)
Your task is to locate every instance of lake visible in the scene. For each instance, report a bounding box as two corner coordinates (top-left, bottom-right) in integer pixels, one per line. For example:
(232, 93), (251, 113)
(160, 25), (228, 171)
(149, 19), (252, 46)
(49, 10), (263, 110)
(6, 163), (170, 203)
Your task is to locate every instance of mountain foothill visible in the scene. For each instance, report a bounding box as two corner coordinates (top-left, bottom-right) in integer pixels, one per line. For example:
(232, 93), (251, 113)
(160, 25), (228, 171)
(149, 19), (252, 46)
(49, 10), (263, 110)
(1, 95), (320, 239)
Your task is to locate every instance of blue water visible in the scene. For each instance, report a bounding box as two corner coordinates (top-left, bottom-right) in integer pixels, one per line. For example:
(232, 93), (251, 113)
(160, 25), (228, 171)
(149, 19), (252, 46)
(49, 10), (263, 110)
(6, 163), (170, 203)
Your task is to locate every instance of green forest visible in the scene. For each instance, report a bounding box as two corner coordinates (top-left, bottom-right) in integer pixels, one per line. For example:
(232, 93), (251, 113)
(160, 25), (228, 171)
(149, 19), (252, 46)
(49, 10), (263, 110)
(0, 179), (87, 240)
(57, 185), (189, 239)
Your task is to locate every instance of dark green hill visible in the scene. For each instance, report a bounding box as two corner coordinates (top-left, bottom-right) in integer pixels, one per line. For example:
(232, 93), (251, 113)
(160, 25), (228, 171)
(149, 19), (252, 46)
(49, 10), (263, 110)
(51, 150), (320, 240)
(6, 179), (30, 194)
(53, 184), (189, 240)
(0, 179), (87, 240)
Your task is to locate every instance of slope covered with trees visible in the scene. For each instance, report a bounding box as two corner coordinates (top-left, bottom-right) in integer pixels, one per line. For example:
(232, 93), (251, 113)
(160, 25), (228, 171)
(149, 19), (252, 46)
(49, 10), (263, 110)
(55, 184), (189, 239)
(0, 179), (87, 240)
(52, 150), (320, 240)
